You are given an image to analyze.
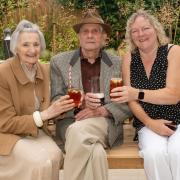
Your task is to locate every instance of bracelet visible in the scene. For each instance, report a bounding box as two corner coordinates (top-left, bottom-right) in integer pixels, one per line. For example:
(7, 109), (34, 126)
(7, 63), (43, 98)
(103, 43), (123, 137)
(33, 111), (43, 127)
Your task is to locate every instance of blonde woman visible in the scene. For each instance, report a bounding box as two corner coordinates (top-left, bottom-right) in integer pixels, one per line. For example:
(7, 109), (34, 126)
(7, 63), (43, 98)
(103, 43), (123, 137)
(111, 10), (180, 180)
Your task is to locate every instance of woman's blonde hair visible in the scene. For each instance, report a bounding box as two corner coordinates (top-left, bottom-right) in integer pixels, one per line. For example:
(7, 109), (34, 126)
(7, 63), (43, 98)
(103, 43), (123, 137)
(125, 9), (169, 52)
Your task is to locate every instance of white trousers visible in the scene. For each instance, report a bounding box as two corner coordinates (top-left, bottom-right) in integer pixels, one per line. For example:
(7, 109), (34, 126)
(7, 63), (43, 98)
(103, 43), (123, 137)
(63, 117), (109, 180)
(138, 125), (180, 180)
(0, 130), (63, 180)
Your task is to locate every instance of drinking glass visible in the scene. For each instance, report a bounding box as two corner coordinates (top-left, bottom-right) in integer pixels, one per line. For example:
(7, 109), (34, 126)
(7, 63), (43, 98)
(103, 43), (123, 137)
(110, 78), (123, 92)
(110, 72), (123, 97)
(68, 88), (81, 108)
(90, 76), (105, 105)
(67, 76), (82, 115)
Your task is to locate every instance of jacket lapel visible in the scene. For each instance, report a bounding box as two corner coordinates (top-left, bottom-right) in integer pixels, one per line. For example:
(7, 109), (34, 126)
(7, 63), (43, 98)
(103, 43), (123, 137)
(100, 50), (113, 100)
(69, 49), (83, 90)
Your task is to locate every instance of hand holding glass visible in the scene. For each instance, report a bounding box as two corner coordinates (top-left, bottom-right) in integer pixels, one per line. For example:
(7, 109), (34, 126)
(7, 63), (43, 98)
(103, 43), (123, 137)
(110, 76), (123, 99)
(90, 76), (105, 106)
(68, 88), (81, 108)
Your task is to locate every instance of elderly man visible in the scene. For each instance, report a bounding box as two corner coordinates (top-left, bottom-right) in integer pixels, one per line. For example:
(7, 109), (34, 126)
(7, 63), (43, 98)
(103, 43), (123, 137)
(50, 9), (131, 180)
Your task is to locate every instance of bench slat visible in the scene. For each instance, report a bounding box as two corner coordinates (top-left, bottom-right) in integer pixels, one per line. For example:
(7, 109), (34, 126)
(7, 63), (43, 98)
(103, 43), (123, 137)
(106, 143), (143, 169)
(106, 123), (143, 169)
(50, 121), (144, 169)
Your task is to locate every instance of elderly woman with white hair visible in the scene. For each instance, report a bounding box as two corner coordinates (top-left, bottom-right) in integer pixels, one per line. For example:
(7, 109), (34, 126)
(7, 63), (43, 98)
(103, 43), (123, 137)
(0, 20), (75, 180)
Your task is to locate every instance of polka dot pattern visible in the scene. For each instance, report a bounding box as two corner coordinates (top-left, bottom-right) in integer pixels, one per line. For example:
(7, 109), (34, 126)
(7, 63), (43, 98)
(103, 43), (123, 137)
(130, 44), (180, 130)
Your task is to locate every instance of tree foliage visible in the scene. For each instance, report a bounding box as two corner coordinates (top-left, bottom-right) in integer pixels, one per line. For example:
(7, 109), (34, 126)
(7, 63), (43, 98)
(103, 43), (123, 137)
(0, 0), (179, 60)
(57, 0), (180, 49)
(0, 0), (28, 21)
(0, 0), (80, 60)
(0, 0), (28, 59)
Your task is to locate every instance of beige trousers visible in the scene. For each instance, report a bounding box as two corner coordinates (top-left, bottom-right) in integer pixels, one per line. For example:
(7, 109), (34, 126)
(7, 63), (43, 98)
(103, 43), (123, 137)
(63, 117), (109, 180)
(0, 130), (63, 180)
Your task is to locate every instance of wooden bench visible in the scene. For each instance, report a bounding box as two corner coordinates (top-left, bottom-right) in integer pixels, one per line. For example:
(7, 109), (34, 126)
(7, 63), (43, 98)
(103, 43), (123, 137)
(43, 63), (144, 169)
(0, 61), (143, 169)
(106, 123), (143, 169)
(49, 121), (143, 169)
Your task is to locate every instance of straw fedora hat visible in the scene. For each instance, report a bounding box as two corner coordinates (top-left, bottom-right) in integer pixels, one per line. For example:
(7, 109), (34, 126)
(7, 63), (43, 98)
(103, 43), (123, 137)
(73, 10), (111, 36)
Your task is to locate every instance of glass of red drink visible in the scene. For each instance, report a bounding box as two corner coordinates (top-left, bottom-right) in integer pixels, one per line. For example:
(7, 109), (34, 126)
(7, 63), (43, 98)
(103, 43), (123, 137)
(68, 88), (81, 108)
(110, 78), (123, 98)
(110, 78), (123, 92)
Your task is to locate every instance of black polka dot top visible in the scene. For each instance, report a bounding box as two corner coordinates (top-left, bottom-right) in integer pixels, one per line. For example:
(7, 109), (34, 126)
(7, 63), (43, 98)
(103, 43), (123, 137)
(130, 44), (180, 130)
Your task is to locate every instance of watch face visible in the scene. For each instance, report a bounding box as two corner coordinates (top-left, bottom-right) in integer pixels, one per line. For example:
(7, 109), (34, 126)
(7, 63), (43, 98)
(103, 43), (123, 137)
(138, 91), (144, 100)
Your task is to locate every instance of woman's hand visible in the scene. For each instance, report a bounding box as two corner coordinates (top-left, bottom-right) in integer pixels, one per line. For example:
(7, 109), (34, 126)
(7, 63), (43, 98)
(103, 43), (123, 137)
(110, 86), (138, 103)
(40, 95), (75, 121)
(146, 119), (175, 136)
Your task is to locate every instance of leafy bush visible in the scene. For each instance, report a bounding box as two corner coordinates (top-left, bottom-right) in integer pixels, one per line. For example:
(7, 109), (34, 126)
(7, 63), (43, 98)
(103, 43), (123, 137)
(0, 0), (81, 61)
(1, 0), (179, 61)
(56, 0), (180, 49)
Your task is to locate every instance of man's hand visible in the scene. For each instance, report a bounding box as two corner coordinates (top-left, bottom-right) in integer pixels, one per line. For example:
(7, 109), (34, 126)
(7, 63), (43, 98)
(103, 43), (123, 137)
(75, 106), (109, 121)
(84, 92), (102, 109)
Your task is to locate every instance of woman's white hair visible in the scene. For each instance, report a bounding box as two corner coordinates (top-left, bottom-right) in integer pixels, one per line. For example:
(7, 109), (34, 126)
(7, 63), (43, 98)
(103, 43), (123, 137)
(10, 19), (46, 55)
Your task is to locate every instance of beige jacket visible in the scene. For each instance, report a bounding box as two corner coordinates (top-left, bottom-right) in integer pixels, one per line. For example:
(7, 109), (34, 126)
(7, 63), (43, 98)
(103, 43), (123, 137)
(0, 57), (50, 155)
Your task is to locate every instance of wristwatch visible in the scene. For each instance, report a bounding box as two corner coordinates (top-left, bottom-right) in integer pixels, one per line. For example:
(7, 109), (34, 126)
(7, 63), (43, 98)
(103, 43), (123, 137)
(138, 89), (144, 100)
